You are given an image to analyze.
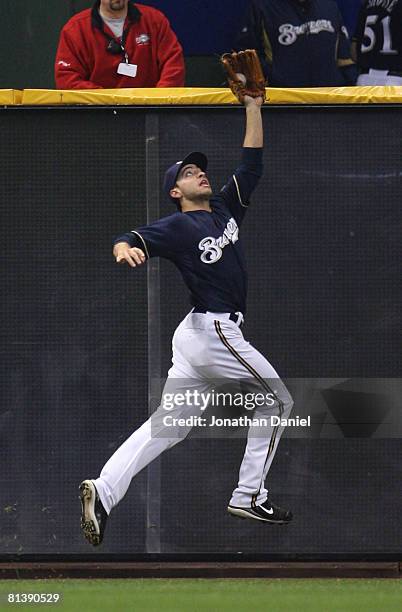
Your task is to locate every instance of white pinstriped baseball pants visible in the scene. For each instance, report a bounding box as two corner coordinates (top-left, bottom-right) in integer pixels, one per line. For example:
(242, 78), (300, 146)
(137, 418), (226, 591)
(94, 311), (293, 514)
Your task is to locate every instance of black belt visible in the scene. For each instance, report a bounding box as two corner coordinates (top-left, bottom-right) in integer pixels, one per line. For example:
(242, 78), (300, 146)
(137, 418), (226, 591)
(192, 308), (244, 327)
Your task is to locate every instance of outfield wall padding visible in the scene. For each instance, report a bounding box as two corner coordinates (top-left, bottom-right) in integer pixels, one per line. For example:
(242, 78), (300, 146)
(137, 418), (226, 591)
(0, 105), (401, 557)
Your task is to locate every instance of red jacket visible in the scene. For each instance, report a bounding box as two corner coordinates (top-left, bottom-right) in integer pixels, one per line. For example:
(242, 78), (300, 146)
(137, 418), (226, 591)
(55, 1), (185, 89)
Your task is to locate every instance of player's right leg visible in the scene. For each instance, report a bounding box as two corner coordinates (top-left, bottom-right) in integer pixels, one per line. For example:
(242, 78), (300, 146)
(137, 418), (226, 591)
(91, 376), (210, 507)
(192, 314), (294, 524)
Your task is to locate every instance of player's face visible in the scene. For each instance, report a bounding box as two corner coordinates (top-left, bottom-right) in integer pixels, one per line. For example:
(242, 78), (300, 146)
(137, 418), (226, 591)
(173, 164), (213, 202)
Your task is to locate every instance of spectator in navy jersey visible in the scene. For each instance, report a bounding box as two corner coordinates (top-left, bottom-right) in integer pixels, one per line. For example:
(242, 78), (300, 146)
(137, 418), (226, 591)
(236, 0), (357, 87)
(352, 0), (402, 85)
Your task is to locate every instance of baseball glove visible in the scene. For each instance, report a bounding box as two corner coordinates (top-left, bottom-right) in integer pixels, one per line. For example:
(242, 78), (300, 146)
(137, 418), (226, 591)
(221, 49), (266, 104)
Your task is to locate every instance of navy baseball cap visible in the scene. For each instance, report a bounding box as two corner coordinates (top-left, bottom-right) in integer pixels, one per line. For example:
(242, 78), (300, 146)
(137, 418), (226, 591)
(163, 152), (208, 204)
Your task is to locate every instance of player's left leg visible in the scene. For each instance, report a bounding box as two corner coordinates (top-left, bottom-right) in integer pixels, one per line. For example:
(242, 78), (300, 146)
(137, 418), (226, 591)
(205, 316), (294, 523)
(227, 374), (293, 524)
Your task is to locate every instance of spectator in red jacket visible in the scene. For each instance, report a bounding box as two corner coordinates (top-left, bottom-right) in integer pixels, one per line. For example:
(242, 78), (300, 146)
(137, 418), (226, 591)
(55, 0), (185, 89)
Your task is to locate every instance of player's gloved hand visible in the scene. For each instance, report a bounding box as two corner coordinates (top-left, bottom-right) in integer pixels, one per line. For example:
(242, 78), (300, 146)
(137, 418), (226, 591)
(113, 242), (146, 268)
(221, 49), (266, 105)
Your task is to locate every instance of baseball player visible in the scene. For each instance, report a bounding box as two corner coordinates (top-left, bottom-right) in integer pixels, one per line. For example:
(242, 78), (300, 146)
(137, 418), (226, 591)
(79, 83), (294, 546)
(352, 0), (402, 85)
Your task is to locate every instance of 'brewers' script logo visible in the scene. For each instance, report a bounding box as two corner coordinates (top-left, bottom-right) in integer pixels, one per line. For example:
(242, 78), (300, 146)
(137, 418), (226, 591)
(136, 33), (150, 45)
(278, 20), (335, 45)
(198, 217), (239, 264)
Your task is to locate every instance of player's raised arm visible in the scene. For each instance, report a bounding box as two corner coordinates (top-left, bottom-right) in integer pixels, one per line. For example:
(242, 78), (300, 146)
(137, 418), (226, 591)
(220, 49), (265, 148)
(243, 96), (263, 148)
(214, 51), (266, 222)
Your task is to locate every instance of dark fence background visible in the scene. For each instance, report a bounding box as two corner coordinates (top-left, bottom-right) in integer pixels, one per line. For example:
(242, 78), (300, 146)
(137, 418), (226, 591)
(0, 106), (401, 557)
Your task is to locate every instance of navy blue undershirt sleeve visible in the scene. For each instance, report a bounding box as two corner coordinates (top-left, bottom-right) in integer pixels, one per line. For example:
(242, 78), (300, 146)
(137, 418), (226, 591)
(336, 10), (352, 60)
(215, 147), (263, 224)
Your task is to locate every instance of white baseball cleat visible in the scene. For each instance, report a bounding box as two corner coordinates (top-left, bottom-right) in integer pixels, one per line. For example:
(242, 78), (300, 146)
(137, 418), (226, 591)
(227, 499), (292, 524)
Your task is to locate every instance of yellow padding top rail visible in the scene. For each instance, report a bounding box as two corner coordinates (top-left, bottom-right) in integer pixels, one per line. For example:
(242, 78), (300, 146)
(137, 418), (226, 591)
(0, 90), (23, 105)
(1, 87), (402, 106)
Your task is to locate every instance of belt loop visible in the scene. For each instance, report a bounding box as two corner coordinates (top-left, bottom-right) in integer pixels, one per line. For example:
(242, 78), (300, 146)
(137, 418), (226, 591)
(236, 312), (244, 326)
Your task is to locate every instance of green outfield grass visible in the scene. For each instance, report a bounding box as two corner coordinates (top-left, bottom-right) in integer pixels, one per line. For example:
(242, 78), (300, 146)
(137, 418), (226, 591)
(1, 578), (402, 611)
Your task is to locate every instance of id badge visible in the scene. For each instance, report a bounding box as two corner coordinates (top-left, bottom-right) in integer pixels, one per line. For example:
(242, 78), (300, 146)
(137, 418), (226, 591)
(117, 63), (137, 78)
